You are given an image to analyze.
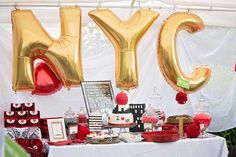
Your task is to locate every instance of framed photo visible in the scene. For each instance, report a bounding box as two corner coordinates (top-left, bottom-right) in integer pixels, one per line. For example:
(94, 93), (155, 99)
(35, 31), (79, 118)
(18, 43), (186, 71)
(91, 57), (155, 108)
(81, 81), (115, 115)
(47, 118), (67, 142)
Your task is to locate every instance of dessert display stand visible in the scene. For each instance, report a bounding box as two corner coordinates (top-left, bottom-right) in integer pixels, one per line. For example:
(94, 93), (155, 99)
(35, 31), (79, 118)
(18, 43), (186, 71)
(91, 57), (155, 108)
(102, 123), (137, 134)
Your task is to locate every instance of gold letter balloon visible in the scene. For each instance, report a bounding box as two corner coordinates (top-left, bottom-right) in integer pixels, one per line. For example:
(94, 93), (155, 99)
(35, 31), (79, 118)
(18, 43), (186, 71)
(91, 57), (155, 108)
(89, 9), (159, 90)
(158, 12), (211, 93)
(12, 7), (83, 91)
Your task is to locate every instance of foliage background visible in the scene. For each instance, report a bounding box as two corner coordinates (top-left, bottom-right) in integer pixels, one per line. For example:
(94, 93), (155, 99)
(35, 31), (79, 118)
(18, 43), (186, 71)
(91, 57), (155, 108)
(212, 128), (236, 150)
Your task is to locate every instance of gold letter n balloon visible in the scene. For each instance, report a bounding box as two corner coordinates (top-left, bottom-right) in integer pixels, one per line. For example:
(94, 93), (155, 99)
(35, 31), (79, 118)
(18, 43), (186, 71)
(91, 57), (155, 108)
(158, 12), (211, 94)
(89, 9), (159, 90)
(12, 7), (83, 91)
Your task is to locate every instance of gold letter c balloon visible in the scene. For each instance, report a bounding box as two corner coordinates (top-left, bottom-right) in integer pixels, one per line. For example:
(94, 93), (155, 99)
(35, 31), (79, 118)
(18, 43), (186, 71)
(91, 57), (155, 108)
(12, 7), (83, 91)
(158, 12), (211, 93)
(89, 9), (159, 90)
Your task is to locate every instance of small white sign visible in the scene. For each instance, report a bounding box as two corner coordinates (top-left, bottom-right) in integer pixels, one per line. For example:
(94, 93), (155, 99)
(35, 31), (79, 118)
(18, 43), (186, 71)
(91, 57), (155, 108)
(144, 123), (152, 130)
(69, 126), (78, 134)
(200, 123), (205, 130)
(47, 118), (67, 142)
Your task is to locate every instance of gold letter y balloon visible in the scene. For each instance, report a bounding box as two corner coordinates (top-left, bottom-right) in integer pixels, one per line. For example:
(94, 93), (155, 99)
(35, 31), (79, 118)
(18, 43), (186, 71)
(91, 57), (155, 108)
(89, 9), (159, 90)
(12, 7), (83, 91)
(158, 12), (211, 93)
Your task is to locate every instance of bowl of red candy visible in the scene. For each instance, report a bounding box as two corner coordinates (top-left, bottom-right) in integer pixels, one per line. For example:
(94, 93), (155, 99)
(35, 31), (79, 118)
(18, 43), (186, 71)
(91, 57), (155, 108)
(141, 131), (179, 143)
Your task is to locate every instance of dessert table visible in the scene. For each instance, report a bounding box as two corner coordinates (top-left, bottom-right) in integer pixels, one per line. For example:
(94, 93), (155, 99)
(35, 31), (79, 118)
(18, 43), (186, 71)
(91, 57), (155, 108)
(48, 135), (228, 157)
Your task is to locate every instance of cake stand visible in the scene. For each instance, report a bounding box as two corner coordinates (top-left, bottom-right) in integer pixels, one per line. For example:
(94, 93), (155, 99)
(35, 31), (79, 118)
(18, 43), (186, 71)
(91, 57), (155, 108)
(102, 123), (137, 134)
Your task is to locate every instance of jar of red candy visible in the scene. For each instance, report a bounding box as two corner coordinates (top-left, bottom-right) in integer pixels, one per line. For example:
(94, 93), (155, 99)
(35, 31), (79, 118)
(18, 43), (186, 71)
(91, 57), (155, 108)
(193, 99), (212, 137)
(141, 105), (159, 132)
(78, 107), (88, 127)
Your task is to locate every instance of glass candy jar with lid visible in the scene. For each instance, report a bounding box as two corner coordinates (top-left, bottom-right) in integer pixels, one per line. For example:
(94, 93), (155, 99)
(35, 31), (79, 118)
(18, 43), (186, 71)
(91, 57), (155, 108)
(193, 99), (212, 137)
(141, 105), (159, 132)
(149, 87), (163, 110)
(148, 87), (166, 127)
(64, 107), (78, 140)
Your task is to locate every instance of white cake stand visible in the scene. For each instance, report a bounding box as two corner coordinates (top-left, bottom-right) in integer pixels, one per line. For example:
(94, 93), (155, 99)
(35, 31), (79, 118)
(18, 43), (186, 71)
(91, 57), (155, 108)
(102, 123), (137, 134)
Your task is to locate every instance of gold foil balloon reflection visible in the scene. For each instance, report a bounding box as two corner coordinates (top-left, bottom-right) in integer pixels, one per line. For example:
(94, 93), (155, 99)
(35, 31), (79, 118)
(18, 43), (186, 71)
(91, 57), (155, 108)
(89, 9), (159, 90)
(12, 7), (83, 91)
(158, 12), (211, 93)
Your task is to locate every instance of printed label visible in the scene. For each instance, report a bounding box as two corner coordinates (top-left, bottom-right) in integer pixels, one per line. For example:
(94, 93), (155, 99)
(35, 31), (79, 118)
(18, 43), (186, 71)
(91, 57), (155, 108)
(69, 126), (78, 134)
(177, 77), (190, 89)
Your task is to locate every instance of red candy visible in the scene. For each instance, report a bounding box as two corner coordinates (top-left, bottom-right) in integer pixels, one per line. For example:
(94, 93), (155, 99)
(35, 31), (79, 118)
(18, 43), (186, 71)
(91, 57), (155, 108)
(141, 116), (158, 124)
(76, 125), (90, 141)
(194, 113), (212, 129)
(186, 124), (200, 138)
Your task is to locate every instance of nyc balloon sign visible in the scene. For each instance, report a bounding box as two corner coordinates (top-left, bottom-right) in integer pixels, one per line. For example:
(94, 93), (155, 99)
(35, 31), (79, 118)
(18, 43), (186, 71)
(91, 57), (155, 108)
(11, 7), (211, 95)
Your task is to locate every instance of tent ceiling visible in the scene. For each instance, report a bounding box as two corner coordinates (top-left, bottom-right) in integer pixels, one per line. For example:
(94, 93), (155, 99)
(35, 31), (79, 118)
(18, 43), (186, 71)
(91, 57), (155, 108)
(1, 0), (236, 28)
(1, 0), (236, 9)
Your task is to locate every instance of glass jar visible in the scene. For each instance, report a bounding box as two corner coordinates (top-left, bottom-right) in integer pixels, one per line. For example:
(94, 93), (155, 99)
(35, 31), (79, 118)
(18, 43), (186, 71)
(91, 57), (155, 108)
(141, 105), (159, 131)
(193, 99), (212, 137)
(78, 107), (88, 127)
(149, 87), (163, 110)
(148, 87), (166, 126)
(64, 107), (78, 140)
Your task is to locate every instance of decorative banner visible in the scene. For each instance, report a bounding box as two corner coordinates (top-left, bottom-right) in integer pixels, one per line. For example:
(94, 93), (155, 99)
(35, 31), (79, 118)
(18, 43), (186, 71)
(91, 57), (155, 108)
(158, 12), (211, 94)
(32, 62), (63, 95)
(89, 9), (159, 90)
(12, 7), (83, 91)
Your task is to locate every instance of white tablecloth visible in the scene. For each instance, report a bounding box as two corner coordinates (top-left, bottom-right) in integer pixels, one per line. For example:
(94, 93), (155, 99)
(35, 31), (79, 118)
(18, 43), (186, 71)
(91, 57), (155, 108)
(48, 136), (228, 157)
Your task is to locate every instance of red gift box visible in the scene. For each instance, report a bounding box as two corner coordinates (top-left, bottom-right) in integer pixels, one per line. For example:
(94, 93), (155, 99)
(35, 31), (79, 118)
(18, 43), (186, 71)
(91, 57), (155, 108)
(16, 111), (28, 119)
(11, 103), (22, 111)
(17, 119), (28, 128)
(29, 119), (40, 127)
(4, 119), (16, 128)
(4, 111), (16, 119)
(28, 111), (40, 119)
(22, 102), (35, 111)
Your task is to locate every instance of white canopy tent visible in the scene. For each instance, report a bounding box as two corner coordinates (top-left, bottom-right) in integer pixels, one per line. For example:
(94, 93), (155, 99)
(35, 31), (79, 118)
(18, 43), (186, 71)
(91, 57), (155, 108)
(1, 0), (236, 27)
(0, 0), (235, 132)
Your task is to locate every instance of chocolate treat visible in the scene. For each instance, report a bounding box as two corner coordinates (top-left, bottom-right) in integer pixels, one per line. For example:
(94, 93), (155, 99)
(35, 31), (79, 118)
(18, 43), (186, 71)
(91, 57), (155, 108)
(167, 115), (193, 124)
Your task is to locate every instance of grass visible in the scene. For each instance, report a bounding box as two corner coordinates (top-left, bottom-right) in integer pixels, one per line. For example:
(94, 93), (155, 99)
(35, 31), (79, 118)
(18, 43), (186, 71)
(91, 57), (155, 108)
(211, 128), (236, 150)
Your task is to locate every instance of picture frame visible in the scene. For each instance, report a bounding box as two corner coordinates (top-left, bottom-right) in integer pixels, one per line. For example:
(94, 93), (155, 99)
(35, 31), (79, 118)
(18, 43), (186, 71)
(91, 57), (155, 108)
(47, 118), (67, 142)
(81, 81), (115, 116)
